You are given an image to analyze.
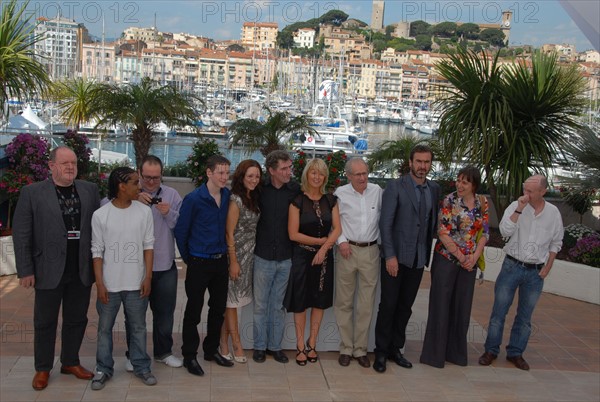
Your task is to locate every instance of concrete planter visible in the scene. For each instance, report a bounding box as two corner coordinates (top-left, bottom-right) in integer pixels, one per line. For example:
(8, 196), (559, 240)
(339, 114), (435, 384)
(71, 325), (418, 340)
(482, 247), (599, 305)
(0, 236), (16, 276)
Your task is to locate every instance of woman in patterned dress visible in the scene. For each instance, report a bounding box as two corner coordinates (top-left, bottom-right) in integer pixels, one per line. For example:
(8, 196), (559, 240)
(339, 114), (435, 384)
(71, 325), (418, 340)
(219, 160), (262, 363)
(285, 158), (341, 365)
(420, 166), (489, 368)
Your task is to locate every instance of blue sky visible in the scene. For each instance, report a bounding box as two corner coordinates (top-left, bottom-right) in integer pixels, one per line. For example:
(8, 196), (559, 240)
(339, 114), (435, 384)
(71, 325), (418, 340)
(24, 0), (595, 51)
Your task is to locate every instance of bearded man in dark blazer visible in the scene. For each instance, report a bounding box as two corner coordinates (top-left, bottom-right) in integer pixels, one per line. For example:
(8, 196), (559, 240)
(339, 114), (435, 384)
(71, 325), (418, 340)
(373, 144), (440, 373)
(13, 146), (100, 390)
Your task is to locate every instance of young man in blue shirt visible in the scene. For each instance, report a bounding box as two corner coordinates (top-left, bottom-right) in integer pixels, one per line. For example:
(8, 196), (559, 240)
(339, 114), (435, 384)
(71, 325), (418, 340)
(175, 155), (233, 376)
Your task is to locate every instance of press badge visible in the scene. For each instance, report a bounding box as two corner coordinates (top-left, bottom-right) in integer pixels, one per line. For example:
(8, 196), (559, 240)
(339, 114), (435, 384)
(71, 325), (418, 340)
(67, 230), (81, 240)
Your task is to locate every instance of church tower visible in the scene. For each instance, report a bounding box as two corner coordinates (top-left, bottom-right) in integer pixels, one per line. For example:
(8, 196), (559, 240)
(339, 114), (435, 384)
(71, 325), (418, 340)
(500, 10), (513, 44)
(371, 0), (385, 31)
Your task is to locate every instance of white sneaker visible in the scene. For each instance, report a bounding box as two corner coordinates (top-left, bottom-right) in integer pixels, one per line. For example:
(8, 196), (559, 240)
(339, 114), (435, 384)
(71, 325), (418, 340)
(125, 359), (133, 372)
(156, 354), (183, 368)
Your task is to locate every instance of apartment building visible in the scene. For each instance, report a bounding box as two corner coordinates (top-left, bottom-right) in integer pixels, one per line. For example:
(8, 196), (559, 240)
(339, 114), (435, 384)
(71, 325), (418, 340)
(320, 25), (371, 60)
(240, 22), (278, 52)
(34, 16), (85, 79)
(293, 28), (316, 48)
(401, 64), (429, 101)
(81, 42), (117, 82)
(123, 27), (159, 43)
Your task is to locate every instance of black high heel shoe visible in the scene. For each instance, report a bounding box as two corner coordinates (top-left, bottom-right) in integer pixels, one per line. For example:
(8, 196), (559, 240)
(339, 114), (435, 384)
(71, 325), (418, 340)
(296, 348), (307, 366)
(306, 341), (318, 363)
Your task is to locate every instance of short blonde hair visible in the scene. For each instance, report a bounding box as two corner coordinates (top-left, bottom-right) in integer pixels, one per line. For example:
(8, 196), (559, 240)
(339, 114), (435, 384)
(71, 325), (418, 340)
(301, 158), (329, 195)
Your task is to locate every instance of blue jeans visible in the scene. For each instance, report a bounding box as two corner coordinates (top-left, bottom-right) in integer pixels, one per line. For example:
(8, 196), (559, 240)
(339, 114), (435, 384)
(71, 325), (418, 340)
(96, 291), (150, 376)
(253, 255), (291, 351)
(126, 263), (177, 359)
(484, 257), (544, 357)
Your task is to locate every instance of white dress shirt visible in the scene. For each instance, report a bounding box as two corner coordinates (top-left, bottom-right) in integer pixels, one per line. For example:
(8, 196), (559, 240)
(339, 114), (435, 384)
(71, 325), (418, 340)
(334, 182), (383, 245)
(500, 200), (564, 264)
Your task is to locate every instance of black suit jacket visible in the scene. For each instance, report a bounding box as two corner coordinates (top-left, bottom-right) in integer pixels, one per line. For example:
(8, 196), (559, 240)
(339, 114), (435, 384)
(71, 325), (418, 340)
(13, 179), (100, 289)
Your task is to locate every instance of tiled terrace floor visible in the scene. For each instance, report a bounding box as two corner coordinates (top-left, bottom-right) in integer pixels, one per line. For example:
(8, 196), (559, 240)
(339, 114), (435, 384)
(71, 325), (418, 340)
(1, 262), (598, 401)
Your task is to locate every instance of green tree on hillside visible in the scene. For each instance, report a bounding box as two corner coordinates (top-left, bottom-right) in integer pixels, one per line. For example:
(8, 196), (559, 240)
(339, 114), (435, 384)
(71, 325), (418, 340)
(319, 10), (348, 25)
(456, 23), (480, 39)
(410, 20), (431, 36)
(480, 28), (505, 47)
(432, 22), (457, 38)
(415, 35), (432, 51)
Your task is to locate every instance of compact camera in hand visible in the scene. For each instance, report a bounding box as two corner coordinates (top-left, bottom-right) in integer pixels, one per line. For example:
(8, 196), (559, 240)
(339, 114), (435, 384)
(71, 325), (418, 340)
(149, 197), (162, 205)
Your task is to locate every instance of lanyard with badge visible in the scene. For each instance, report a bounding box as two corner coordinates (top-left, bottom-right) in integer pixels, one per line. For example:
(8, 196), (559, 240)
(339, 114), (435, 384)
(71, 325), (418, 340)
(55, 184), (81, 240)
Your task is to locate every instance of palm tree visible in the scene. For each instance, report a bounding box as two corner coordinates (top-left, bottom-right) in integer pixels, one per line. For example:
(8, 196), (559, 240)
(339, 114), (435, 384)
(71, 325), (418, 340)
(435, 48), (586, 218)
(51, 78), (104, 130)
(367, 135), (437, 177)
(0, 0), (51, 114)
(228, 106), (317, 157)
(96, 78), (200, 167)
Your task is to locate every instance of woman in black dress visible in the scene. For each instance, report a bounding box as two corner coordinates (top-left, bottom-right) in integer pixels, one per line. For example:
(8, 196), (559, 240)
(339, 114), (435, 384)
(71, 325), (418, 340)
(285, 158), (341, 365)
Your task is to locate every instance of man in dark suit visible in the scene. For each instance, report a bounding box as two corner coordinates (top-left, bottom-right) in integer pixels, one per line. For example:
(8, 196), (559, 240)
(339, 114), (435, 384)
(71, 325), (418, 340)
(373, 144), (440, 373)
(13, 146), (100, 390)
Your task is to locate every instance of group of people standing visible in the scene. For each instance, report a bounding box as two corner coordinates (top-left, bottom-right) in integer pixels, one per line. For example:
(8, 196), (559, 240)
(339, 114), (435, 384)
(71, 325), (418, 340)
(12, 143), (563, 392)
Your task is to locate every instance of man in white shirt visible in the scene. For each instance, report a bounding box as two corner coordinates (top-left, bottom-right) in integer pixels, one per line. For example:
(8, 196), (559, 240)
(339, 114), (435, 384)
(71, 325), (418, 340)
(333, 158), (383, 368)
(479, 175), (563, 371)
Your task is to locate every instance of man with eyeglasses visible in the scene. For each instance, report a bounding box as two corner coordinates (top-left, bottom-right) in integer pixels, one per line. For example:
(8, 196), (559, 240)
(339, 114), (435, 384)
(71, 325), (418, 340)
(121, 155), (183, 370)
(13, 146), (100, 390)
(333, 158), (382, 368)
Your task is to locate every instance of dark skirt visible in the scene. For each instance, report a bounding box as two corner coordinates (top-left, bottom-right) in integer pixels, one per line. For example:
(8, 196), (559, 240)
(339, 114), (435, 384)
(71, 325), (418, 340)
(284, 245), (334, 313)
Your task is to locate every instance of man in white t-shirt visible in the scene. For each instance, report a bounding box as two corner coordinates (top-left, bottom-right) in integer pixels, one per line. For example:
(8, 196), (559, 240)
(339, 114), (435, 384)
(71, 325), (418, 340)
(90, 167), (155, 390)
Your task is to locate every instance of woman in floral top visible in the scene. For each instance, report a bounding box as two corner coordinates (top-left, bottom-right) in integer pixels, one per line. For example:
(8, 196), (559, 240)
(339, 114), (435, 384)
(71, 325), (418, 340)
(420, 166), (489, 368)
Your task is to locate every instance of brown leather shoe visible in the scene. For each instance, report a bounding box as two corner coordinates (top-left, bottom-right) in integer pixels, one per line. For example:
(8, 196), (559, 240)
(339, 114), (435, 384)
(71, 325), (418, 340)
(478, 352), (497, 366)
(60, 365), (94, 380)
(338, 354), (351, 366)
(506, 355), (530, 370)
(355, 355), (370, 368)
(32, 371), (49, 390)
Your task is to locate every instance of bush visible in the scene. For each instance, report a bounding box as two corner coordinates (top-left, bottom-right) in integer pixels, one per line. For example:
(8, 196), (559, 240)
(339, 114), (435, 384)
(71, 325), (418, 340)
(563, 223), (597, 249)
(568, 233), (600, 268)
(87, 161), (129, 198)
(186, 139), (222, 187)
(62, 130), (92, 177)
(292, 150), (347, 193)
(0, 133), (50, 229)
(163, 161), (189, 178)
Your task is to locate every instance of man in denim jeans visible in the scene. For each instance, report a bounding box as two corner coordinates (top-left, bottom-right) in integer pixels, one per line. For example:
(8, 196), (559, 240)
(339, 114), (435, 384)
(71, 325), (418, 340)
(252, 150), (300, 363)
(122, 155), (183, 371)
(479, 175), (563, 371)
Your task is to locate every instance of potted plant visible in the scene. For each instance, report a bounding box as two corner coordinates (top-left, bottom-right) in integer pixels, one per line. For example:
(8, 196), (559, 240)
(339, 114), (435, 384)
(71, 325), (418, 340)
(0, 133), (50, 232)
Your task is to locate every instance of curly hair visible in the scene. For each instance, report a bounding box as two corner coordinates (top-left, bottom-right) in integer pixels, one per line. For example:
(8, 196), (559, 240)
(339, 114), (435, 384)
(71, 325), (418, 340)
(231, 159), (262, 213)
(107, 166), (136, 200)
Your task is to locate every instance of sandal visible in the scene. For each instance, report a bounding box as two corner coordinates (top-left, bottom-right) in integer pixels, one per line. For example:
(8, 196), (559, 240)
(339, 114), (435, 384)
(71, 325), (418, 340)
(306, 341), (318, 363)
(296, 348), (307, 366)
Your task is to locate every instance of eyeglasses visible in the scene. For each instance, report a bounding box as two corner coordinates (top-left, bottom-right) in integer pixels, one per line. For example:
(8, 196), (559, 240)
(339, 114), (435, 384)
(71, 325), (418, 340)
(141, 175), (161, 182)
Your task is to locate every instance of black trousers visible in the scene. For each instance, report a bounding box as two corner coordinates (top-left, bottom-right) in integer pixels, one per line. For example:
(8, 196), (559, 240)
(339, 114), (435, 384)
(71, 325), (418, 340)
(420, 253), (477, 368)
(181, 256), (228, 359)
(34, 275), (91, 371)
(374, 258), (424, 356)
